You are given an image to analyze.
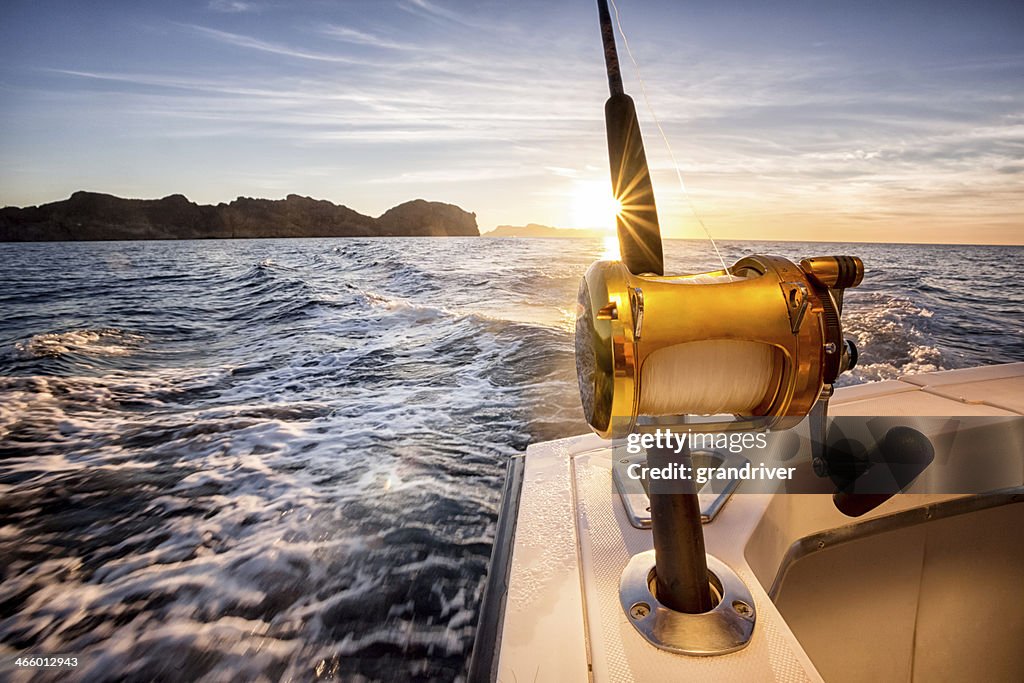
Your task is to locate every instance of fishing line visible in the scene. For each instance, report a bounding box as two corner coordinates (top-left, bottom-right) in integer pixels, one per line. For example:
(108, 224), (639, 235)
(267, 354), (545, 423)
(608, 0), (729, 275)
(640, 339), (775, 416)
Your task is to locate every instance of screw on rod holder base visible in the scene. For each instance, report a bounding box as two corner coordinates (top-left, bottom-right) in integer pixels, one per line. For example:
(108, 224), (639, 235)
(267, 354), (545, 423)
(619, 551), (756, 656)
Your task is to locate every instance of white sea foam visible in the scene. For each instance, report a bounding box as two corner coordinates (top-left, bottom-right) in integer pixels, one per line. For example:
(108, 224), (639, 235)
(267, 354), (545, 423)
(15, 328), (146, 359)
(842, 293), (948, 383)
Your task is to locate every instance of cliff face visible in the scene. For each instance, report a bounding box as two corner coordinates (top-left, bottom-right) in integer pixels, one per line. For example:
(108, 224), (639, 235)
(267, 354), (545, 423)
(0, 192), (479, 241)
(377, 199), (478, 237)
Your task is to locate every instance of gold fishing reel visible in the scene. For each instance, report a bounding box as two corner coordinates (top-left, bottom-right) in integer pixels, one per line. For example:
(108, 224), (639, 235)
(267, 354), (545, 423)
(575, 254), (863, 438)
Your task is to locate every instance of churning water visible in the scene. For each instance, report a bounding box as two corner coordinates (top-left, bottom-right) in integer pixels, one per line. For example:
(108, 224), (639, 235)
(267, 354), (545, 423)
(1, 237), (1021, 680)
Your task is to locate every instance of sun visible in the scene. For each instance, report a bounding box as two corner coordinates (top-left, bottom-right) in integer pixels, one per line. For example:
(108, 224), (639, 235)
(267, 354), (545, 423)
(570, 180), (622, 231)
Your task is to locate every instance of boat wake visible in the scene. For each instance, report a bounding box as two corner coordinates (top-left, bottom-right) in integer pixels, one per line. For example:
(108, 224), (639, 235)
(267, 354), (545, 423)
(842, 294), (945, 383)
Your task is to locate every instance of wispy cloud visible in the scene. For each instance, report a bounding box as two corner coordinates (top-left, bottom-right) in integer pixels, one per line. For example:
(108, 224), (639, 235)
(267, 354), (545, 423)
(44, 67), (408, 107)
(207, 0), (260, 13)
(183, 24), (365, 64)
(397, 0), (484, 29)
(320, 24), (417, 51)
(41, 63), (599, 148)
(366, 167), (544, 184)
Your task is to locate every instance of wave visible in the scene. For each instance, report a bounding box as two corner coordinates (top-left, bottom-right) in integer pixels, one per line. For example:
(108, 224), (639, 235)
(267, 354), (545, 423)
(0, 364), (506, 680)
(14, 328), (147, 360)
(841, 293), (948, 383)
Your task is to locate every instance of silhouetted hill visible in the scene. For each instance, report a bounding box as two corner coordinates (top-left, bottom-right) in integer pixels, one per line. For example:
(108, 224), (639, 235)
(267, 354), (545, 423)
(483, 223), (604, 238)
(0, 192), (479, 241)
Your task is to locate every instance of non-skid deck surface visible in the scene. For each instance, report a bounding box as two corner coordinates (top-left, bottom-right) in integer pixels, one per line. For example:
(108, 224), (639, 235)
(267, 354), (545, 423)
(832, 363), (1024, 416)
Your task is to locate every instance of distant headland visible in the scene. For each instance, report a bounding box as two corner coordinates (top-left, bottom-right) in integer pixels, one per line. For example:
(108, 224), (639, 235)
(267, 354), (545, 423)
(483, 223), (605, 239)
(0, 191), (479, 241)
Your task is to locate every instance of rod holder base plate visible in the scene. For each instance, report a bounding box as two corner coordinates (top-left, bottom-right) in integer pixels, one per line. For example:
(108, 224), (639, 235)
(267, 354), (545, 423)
(620, 551), (756, 656)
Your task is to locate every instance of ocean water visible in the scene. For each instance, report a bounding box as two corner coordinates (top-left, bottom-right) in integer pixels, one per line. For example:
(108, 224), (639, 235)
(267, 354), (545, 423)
(1, 237), (1021, 681)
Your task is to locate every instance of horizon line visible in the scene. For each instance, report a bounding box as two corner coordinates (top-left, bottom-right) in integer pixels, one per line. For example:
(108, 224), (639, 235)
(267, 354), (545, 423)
(5, 190), (1020, 248)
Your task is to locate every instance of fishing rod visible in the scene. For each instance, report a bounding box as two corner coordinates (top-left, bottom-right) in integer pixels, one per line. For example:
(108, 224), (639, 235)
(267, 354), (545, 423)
(594, 0), (711, 615)
(576, 0), (868, 659)
(596, 0), (665, 276)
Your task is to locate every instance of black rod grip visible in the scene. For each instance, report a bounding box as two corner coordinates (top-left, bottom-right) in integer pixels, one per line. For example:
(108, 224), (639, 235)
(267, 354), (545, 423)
(606, 93), (664, 276)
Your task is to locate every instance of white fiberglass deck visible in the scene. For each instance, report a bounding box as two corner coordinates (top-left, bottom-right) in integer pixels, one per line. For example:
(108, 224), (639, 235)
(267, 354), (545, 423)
(496, 363), (1024, 682)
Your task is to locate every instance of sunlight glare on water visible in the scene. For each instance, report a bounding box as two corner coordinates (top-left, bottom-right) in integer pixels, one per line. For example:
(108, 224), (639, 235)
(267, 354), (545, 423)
(602, 233), (621, 260)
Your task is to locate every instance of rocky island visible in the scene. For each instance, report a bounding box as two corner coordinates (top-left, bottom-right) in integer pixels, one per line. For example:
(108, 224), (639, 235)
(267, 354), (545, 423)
(0, 191), (479, 241)
(483, 223), (605, 239)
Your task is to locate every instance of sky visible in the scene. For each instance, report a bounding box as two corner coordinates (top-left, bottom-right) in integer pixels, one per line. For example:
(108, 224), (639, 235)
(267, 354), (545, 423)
(1, 0), (1022, 244)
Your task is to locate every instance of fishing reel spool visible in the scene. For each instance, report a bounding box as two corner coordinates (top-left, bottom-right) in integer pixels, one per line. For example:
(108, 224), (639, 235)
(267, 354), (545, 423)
(576, 254), (863, 438)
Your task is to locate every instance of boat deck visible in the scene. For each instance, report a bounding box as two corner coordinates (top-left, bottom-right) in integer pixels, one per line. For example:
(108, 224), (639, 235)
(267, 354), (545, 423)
(828, 363), (1024, 417)
(493, 363), (1024, 682)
